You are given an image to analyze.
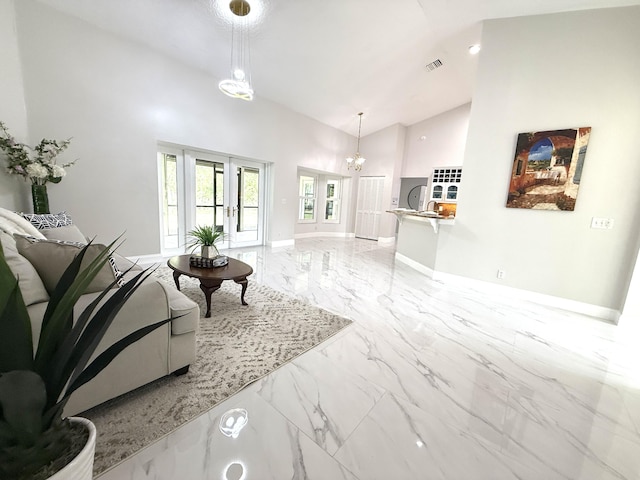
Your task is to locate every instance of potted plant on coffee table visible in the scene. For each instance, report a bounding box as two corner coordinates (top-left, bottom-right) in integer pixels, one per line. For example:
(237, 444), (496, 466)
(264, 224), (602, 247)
(0, 240), (176, 480)
(187, 225), (224, 259)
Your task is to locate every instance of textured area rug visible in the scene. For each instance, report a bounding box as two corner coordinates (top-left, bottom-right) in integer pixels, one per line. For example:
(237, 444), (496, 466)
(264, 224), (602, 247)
(84, 267), (352, 475)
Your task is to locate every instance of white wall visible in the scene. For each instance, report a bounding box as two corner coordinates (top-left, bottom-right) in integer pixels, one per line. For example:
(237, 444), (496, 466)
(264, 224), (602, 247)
(0, 0), (29, 211)
(402, 103), (471, 177)
(9, 1), (355, 255)
(437, 6), (640, 311)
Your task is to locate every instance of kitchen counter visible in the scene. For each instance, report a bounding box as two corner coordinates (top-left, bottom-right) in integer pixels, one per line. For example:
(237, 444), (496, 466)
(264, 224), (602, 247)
(389, 209), (455, 275)
(387, 209), (455, 233)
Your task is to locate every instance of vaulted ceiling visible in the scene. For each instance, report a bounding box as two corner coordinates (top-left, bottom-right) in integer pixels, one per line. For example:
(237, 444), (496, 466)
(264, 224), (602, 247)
(36, 0), (640, 136)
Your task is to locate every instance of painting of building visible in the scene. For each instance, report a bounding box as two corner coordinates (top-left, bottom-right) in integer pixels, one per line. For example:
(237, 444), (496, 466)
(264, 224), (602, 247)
(507, 127), (591, 211)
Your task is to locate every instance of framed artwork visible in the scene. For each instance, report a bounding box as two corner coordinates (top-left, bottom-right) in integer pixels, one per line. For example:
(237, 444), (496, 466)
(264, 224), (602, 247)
(506, 127), (591, 211)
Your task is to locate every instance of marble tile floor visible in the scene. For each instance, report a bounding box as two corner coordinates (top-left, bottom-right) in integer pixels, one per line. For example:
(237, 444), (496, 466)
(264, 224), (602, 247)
(97, 237), (640, 479)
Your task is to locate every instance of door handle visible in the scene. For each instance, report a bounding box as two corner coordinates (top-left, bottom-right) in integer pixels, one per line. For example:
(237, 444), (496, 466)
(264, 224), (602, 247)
(226, 206), (231, 217)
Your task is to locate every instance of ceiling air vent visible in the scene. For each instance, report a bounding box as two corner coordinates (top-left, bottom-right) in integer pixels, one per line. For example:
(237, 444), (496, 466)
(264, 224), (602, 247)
(425, 58), (443, 72)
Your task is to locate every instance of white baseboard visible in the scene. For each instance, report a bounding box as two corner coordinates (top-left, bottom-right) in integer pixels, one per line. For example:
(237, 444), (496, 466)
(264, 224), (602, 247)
(396, 253), (620, 323)
(126, 253), (166, 266)
(269, 239), (295, 248)
(433, 270), (620, 323)
(294, 232), (354, 240)
(395, 253), (435, 278)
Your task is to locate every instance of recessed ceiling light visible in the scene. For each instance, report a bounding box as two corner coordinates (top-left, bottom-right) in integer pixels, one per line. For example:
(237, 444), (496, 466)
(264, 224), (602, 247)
(468, 44), (481, 55)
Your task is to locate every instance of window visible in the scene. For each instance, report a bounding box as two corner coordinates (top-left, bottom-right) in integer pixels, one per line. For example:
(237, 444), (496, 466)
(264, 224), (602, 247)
(324, 178), (341, 222)
(158, 152), (180, 250)
(446, 185), (458, 200)
(298, 175), (316, 222)
(432, 185), (443, 199)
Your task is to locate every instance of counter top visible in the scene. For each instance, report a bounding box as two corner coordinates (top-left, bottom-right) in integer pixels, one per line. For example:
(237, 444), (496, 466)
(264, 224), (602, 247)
(388, 209), (455, 233)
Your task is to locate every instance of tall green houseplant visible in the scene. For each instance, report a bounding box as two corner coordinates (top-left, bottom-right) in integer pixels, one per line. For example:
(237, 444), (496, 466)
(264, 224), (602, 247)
(0, 240), (175, 479)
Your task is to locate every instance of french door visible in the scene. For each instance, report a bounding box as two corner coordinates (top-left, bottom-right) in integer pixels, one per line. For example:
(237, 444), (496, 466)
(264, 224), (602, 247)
(157, 147), (266, 255)
(187, 151), (265, 249)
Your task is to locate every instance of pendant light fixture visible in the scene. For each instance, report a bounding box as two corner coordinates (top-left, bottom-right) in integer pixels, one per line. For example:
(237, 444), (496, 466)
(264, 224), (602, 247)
(346, 112), (366, 171)
(219, 0), (253, 101)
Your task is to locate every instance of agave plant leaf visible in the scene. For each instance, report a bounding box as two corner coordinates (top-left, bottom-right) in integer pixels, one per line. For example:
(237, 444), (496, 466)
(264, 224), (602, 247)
(65, 315), (178, 398)
(0, 243), (34, 372)
(45, 275), (123, 401)
(46, 269), (154, 405)
(0, 371), (47, 445)
(34, 238), (120, 373)
(49, 260), (138, 385)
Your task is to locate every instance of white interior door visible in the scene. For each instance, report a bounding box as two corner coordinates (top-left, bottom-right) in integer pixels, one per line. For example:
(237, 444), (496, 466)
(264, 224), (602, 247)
(355, 176), (385, 240)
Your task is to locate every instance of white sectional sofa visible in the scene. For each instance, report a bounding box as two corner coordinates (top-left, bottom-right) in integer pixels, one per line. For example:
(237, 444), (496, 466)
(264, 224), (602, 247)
(0, 208), (199, 415)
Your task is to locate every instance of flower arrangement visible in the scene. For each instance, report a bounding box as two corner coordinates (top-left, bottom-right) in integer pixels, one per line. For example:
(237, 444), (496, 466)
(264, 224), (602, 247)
(0, 120), (74, 186)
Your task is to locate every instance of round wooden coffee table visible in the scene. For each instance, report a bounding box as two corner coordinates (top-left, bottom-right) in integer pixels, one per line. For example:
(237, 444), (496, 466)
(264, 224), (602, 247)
(167, 255), (253, 318)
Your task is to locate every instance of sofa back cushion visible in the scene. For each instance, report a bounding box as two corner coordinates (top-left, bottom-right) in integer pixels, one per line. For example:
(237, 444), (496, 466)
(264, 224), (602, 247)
(41, 224), (88, 243)
(0, 232), (49, 306)
(14, 235), (121, 295)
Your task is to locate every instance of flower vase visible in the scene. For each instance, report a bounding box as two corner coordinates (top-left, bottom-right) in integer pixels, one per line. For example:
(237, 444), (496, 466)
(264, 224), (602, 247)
(31, 184), (50, 214)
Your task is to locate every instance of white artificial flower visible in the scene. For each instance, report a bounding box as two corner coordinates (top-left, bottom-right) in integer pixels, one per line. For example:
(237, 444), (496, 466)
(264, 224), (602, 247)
(51, 165), (66, 178)
(26, 163), (49, 179)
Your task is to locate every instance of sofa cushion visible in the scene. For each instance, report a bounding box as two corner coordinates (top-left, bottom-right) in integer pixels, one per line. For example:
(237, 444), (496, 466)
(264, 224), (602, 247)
(14, 235), (122, 294)
(19, 211), (74, 229)
(41, 224), (87, 243)
(0, 232), (49, 306)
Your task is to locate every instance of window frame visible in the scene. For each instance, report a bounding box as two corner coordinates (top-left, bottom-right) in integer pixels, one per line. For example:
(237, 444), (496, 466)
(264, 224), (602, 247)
(298, 174), (317, 223)
(323, 177), (341, 223)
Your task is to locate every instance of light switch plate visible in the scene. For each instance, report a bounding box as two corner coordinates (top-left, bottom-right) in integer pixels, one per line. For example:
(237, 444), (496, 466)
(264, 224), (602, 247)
(591, 217), (614, 229)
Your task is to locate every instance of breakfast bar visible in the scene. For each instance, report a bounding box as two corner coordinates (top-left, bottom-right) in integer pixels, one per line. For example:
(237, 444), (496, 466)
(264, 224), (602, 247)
(389, 209), (455, 275)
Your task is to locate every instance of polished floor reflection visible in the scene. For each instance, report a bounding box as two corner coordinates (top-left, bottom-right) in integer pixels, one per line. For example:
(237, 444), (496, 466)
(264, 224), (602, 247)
(98, 238), (640, 479)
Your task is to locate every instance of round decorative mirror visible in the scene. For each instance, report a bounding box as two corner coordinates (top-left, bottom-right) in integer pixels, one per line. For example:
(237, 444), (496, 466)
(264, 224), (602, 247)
(407, 185), (427, 210)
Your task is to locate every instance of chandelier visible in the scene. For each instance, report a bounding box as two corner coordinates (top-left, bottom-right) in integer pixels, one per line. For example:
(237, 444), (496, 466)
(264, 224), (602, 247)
(219, 0), (253, 101)
(346, 112), (366, 171)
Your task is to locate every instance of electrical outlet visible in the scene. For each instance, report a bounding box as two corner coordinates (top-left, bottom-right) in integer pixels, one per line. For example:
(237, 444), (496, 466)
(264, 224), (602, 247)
(591, 217), (614, 229)
(497, 270), (506, 279)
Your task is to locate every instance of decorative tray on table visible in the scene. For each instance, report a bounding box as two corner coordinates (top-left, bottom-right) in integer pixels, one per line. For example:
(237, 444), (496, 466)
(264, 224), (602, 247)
(189, 255), (229, 268)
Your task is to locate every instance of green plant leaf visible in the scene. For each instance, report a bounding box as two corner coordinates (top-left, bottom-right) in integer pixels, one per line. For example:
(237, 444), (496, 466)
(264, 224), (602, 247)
(47, 269), (151, 405)
(186, 225), (225, 249)
(0, 244), (34, 373)
(35, 238), (120, 373)
(44, 276), (121, 405)
(0, 371), (46, 445)
(65, 315), (178, 398)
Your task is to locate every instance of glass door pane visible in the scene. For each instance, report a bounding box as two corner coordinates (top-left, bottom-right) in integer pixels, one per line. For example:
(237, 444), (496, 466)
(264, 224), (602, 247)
(195, 160), (225, 234)
(229, 159), (264, 247)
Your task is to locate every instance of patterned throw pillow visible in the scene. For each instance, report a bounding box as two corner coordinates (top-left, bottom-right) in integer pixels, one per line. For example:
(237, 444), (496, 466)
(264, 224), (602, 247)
(14, 235), (125, 293)
(19, 211), (74, 229)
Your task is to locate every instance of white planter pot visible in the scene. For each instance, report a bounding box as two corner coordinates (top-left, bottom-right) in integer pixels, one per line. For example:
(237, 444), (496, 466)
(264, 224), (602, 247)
(49, 417), (96, 480)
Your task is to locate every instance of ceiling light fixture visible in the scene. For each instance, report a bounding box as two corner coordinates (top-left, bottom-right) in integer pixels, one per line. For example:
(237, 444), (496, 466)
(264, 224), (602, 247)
(346, 112), (366, 171)
(219, 0), (253, 101)
(468, 44), (481, 55)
